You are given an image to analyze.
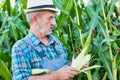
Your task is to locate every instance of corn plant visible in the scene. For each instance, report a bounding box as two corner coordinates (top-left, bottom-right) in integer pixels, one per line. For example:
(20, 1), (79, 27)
(0, 0), (28, 79)
(0, 0), (120, 80)
(53, 0), (120, 80)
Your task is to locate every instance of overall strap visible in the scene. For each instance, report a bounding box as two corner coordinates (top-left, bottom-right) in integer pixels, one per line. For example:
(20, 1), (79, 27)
(23, 35), (48, 60)
(51, 42), (61, 57)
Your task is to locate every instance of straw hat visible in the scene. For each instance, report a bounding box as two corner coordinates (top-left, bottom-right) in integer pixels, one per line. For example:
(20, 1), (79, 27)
(25, 0), (58, 13)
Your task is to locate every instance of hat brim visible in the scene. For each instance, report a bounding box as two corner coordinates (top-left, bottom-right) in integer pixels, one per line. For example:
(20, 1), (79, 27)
(25, 8), (58, 13)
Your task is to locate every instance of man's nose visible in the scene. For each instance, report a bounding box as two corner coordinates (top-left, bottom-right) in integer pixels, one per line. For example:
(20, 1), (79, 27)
(51, 18), (56, 26)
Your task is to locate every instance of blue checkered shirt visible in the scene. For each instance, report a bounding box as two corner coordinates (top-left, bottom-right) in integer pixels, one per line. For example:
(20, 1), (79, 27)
(12, 32), (68, 80)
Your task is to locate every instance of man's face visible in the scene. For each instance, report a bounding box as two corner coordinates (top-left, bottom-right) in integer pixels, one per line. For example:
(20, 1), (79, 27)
(36, 10), (56, 36)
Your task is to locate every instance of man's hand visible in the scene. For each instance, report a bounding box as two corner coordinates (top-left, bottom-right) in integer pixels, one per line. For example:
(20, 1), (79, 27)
(53, 66), (79, 80)
(29, 66), (80, 80)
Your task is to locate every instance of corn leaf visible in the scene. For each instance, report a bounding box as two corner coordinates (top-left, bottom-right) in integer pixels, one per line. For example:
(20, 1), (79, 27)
(83, 31), (92, 55)
(107, 0), (117, 17)
(0, 51), (11, 66)
(0, 59), (12, 80)
(79, 65), (101, 73)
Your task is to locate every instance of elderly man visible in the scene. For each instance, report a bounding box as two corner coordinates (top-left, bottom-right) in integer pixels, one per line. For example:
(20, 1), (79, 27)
(12, 0), (79, 80)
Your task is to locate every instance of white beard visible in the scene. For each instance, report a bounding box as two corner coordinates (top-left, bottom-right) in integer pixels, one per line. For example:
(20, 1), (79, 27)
(38, 26), (53, 36)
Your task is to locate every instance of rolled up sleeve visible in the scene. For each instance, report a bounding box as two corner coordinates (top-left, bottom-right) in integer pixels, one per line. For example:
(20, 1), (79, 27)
(12, 41), (31, 80)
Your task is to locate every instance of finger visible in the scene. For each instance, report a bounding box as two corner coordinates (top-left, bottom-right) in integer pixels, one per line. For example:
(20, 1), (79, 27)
(66, 69), (79, 77)
(67, 71), (77, 78)
(68, 67), (79, 72)
(70, 70), (78, 75)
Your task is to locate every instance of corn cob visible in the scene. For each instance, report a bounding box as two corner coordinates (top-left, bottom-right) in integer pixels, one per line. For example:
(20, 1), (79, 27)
(71, 46), (100, 73)
(71, 46), (91, 70)
(32, 69), (51, 75)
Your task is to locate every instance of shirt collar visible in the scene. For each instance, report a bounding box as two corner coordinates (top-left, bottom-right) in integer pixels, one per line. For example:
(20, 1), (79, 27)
(28, 32), (55, 46)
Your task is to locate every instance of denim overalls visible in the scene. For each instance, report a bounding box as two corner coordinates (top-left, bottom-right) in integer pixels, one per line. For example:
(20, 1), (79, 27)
(24, 35), (69, 71)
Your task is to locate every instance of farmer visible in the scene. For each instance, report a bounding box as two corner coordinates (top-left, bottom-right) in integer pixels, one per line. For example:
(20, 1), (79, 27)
(12, 0), (80, 80)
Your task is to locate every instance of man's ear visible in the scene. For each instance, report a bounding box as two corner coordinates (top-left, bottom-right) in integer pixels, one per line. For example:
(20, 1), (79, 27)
(31, 16), (38, 23)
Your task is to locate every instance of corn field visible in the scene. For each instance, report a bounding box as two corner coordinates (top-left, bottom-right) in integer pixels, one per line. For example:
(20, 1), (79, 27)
(0, 0), (120, 80)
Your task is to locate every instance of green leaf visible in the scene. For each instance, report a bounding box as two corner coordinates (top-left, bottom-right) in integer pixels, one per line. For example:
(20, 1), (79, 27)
(83, 31), (92, 55)
(15, 18), (27, 35)
(107, 0), (117, 17)
(12, 1), (19, 15)
(101, 53), (114, 80)
(86, 4), (97, 19)
(0, 12), (8, 32)
(0, 29), (9, 46)
(101, 38), (114, 45)
(0, 59), (12, 80)
(98, 19), (106, 37)
(11, 24), (19, 41)
(6, 0), (11, 16)
(116, 55), (120, 66)
(61, 34), (68, 45)
(0, 11), (3, 23)
(56, 0), (74, 30)
(0, 51), (11, 66)
(22, 0), (27, 9)
(52, 0), (69, 15)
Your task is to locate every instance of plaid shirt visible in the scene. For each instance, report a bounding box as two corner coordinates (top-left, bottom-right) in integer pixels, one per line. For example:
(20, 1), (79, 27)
(12, 32), (68, 80)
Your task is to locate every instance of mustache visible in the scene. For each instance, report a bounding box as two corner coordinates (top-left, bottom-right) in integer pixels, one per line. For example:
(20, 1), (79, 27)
(38, 26), (54, 31)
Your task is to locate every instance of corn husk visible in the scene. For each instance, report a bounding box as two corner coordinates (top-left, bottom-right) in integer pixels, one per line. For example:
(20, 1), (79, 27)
(71, 46), (101, 73)
(71, 30), (100, 74)
(71, 46), (91, 70)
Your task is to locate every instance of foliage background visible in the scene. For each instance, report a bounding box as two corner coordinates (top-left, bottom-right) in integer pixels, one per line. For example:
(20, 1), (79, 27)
(0, 0), (120, 80)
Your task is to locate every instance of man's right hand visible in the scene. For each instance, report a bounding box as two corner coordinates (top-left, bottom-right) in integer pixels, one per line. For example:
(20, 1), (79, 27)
(29, 66), (79, 80)
(53, 66), (79, 80)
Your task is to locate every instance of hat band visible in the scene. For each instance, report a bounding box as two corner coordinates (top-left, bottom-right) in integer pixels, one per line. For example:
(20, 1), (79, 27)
(28, 5), (54, 9)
